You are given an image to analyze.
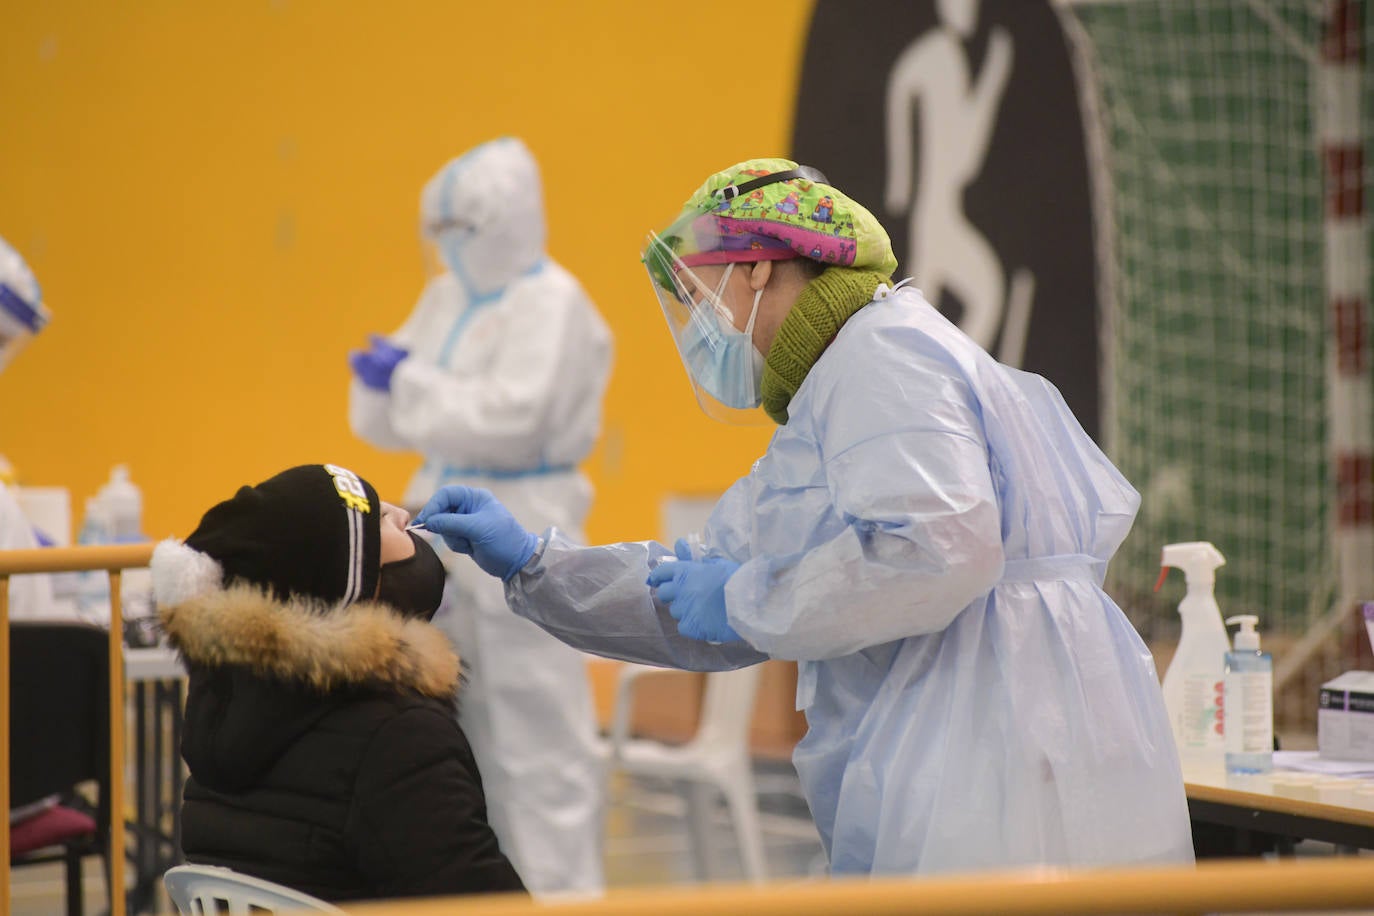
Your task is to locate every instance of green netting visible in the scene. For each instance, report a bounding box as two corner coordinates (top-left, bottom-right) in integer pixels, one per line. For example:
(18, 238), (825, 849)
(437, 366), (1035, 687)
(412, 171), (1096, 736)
(1060, 1), (1371, 639)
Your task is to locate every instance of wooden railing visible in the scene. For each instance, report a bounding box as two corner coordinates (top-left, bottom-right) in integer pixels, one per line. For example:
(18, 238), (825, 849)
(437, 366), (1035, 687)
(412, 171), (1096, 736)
(342, 856), (1374, 915)
(1, 543), (156, 916)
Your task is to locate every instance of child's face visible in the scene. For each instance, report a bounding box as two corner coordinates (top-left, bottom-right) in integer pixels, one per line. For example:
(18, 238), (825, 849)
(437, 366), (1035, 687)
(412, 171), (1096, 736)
(378, 502), (416, 565)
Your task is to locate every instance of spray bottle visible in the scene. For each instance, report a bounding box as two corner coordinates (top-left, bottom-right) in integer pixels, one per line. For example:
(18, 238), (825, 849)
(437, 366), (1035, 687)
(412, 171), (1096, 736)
(1223, 615), (1273, 774)
(1156, 541), (1229, 770)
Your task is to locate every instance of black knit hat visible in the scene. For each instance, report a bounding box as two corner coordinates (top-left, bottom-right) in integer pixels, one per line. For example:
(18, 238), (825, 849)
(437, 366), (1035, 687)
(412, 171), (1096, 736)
(184, 464), (382, 607)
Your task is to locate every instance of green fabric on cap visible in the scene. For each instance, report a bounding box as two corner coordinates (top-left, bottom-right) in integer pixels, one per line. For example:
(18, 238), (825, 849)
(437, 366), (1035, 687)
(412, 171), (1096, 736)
(761, 267), (891, 425)
(662, 158), (898, 275)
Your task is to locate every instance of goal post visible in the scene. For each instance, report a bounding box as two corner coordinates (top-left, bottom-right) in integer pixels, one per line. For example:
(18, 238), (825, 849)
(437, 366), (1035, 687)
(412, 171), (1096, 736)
(1053, 1), (1371, 673)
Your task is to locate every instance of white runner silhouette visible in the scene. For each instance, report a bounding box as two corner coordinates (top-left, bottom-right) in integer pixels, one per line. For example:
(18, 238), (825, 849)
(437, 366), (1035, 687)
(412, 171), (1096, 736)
(885, 0), (1035, 365)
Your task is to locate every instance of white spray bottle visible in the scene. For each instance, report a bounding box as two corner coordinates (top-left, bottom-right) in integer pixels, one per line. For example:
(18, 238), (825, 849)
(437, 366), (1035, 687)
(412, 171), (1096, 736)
(1156, 541), (1229, 770)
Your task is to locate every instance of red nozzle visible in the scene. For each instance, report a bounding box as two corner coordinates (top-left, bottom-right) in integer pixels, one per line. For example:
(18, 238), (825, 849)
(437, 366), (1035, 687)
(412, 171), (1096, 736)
(1153, 567), (1170, 593)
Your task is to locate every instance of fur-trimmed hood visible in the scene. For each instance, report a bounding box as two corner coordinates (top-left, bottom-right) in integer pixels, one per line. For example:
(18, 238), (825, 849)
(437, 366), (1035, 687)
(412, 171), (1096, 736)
(159, 582), (460, 699)
(154, 538), (460, 699)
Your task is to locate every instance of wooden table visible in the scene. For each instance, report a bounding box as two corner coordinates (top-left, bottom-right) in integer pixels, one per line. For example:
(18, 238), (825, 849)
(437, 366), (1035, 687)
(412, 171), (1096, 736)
(1184, 763), (1374, 852)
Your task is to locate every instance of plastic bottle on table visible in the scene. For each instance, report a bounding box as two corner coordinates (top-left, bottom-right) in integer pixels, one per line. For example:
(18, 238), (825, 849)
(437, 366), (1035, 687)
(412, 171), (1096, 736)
(98, 464), (143, 543)
(1224, 614), (1273, 774)
(98, 464), (157, 633)
(1156, 541), (1229, 771)
(75, 496), (112, 622)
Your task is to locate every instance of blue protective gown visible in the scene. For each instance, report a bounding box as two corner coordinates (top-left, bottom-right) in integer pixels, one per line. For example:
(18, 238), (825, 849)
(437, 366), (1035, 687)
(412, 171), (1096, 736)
(506, 284), (1194, 875)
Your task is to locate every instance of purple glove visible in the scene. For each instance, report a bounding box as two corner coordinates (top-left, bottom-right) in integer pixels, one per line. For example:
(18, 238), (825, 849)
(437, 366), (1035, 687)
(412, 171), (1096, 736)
(646, 538), (744, 643)
(415, 486), (539, 581)
(349, 334), (409, 392)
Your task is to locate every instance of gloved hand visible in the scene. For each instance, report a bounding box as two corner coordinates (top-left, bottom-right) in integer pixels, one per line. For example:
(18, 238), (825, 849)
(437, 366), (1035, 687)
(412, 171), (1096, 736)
(415, 486), (539, 581)
(645, 538), (744, 643)
(348, 334), (409, 392)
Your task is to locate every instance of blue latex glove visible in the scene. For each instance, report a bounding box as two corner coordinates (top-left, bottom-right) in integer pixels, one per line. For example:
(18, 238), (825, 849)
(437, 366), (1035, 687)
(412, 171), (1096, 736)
(348, 334), (409, 392)
(415, 486), (538, 581)
(645, 538), (744, 643)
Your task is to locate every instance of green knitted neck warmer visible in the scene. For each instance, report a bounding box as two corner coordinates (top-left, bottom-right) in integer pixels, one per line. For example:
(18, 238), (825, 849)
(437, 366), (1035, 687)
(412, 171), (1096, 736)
(760, 267), (890, 425)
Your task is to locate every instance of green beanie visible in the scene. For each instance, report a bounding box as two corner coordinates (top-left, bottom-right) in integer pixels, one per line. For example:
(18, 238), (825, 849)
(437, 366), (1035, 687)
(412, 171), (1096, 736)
(760, 267), (892, 425)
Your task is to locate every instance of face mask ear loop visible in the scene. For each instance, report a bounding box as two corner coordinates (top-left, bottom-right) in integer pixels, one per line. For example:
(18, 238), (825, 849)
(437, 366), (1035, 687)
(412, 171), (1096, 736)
(709, 263), (736, 323)
(743, 286), (763, 337)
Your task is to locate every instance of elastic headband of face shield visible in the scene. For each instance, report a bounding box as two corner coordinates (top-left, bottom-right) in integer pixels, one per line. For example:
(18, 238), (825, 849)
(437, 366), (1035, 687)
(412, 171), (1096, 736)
(712, 166), (830, 206)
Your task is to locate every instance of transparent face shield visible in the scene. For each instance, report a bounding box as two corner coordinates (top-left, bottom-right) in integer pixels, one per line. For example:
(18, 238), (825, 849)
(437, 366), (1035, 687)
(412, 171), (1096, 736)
(642, 231), (769, 426)
(0, 282), (49, 374)
(419, 216), (479, 286)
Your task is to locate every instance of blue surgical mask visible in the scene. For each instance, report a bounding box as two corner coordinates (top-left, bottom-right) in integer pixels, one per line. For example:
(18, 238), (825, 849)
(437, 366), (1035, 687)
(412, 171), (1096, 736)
(676, 270), (765, 409)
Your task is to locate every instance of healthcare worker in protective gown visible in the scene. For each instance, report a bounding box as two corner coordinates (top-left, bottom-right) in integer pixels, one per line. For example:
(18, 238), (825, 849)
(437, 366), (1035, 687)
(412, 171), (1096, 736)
(347, 137), (612, 896)
(0, 235), (56, 618)
(415, 159), (1194, 876)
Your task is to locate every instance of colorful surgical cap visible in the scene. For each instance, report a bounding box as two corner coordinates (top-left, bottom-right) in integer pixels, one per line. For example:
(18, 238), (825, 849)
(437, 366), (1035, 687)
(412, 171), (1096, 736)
(657, 158), (898, 277)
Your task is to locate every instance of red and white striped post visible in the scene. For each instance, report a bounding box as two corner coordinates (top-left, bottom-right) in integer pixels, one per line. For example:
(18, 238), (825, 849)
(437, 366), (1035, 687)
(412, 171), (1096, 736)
(1320, 0), (1373, 646)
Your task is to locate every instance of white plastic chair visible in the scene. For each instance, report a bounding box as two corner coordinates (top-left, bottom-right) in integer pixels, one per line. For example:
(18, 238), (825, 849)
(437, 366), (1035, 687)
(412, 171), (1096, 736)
(163, 864), (345, 915)
(603, 662), (767, 882)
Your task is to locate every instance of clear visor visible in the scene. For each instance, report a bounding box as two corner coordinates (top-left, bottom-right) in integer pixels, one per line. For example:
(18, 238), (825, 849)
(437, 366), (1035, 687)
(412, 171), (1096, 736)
(642, 232), (769, 426)
(0, 283), (49, 374)
(419, 216), (478, 284)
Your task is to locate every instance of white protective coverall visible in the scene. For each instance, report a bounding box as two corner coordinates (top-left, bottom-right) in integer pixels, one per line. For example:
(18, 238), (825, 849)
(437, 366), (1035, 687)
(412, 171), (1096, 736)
(349, 138), (612, 895)
(0, 237), (55, 618)
(503, 284), (1194, 875)
(0, 483), (54, 617)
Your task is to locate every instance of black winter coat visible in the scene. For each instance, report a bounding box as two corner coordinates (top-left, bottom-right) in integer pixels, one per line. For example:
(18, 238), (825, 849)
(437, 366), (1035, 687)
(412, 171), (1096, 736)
(160, 581), (526, 903)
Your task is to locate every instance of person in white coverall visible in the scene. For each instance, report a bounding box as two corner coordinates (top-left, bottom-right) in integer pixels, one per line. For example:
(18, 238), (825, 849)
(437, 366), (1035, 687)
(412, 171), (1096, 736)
(0, 235), (55, 619)
(347, 137), (612, 896)
(414, 158), (1195, 876)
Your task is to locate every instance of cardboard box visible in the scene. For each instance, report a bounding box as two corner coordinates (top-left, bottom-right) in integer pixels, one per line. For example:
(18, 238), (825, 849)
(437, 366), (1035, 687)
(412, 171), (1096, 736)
(1318, 671), (1374, 762)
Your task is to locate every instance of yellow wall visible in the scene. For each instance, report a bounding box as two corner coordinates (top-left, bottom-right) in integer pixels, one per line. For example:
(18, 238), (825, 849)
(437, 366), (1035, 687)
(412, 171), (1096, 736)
(0, 1), (814, 542)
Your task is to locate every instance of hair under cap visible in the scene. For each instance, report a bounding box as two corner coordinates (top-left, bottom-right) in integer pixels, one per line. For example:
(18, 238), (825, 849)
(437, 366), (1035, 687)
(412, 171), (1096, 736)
(658, 158), (897, 276)
(183, 464), (382, 607)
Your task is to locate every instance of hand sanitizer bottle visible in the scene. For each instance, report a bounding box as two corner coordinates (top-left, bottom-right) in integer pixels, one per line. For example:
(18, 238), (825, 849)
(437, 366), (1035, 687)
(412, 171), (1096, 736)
(1157, 541), (1229, 771)
(1224, 614), (1273, 774)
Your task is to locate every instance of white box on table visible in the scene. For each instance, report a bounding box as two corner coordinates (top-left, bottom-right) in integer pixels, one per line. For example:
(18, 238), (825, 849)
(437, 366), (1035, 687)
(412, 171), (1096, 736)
(1319, 671), (1374, 762)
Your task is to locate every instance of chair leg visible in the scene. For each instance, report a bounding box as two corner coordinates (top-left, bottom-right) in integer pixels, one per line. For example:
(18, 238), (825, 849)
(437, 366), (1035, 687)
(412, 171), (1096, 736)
(684, 780), (717, 881)
(722, 769), (768, 883)
(64, 848), (84, 916)
(100, 849), (113, 915)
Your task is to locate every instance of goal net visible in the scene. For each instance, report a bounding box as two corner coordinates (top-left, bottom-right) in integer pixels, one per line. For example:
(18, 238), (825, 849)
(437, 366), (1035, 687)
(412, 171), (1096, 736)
(1055, 0), (1371, 660)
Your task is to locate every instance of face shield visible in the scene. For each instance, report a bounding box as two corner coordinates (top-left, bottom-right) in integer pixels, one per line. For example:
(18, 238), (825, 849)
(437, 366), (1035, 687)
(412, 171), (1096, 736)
(643, 161), (897, 426)
(643, 230), (769, 426)
(420, 215), (479, 288)
(0, 280), (49, 374)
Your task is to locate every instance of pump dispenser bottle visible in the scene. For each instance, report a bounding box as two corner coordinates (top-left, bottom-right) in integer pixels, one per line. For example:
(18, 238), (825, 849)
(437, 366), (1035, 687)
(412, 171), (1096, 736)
(1224, 615), (1273, 774)
(1157, 541), (1229, 770)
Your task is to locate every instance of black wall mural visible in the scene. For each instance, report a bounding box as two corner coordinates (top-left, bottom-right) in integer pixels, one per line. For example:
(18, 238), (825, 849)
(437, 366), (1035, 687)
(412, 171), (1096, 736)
(791, 0), (1100, 439)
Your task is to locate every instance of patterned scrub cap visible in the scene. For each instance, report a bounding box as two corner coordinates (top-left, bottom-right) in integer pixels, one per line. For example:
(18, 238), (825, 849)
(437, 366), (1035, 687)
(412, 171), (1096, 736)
(657, 157), (898, 277)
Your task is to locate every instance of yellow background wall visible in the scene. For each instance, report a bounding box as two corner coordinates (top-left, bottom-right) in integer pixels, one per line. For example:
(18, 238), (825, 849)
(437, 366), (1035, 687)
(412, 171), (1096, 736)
(0, 1), (814, 543)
